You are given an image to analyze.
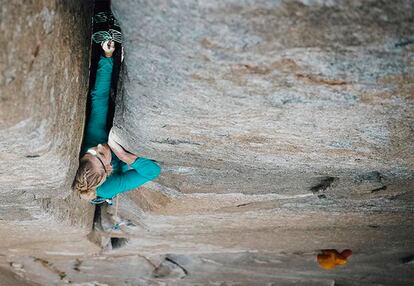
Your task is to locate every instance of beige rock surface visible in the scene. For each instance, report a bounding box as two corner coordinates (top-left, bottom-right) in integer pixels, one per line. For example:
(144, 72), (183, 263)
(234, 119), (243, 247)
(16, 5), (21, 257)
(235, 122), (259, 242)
(0, 0), (94, 223)
(111, 0), (414, 197)
(0, 0), (413, 285)
(0, 1), (96, 284)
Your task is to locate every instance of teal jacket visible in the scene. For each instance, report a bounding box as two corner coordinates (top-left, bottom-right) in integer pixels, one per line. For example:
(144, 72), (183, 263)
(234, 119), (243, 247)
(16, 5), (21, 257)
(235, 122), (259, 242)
(82, 56), (160, 199)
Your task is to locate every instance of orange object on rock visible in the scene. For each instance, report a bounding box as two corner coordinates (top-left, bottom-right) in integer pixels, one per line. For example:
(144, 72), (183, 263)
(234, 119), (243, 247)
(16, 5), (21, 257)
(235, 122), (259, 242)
(317, 249), (352, 270)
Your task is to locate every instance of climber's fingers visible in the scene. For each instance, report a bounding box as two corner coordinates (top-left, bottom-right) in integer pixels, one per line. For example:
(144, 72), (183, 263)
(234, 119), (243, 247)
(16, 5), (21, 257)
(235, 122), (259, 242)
(102, 40), (115, 57)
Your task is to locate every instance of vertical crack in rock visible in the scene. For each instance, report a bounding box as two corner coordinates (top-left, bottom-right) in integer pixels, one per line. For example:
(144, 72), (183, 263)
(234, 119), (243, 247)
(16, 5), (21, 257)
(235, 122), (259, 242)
(1, 0), (414, 285)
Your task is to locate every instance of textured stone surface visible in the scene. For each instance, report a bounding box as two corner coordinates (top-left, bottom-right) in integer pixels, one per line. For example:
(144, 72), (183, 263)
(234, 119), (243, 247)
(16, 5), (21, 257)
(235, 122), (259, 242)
(110, 0), (413, 284)
(1, 196), (413, 285)
(1, 0), (414, 285)
(0, 1), (92, 200)
(0, 0), (95, 228)
(0, 2), (98, 285)
(111, 0), (414, 196)
(0, 0), (96, 282)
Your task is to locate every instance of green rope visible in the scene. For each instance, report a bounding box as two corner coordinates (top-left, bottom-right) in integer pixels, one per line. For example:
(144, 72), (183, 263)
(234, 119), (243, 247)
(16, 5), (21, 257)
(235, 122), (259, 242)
(92, 31), (112, 44)
(109, 29), (122, 43)
(92, 29), (122, 44)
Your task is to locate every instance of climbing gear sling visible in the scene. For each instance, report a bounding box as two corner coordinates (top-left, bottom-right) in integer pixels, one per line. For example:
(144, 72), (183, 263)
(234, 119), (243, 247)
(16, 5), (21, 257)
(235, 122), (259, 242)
(89, 197), (113, 205)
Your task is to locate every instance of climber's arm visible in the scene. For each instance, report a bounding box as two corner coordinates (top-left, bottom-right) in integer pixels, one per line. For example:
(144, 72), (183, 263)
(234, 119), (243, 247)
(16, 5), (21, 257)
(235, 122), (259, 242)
(95, 134), (161, 198)
(96, 158), (161, 198)
(82, 41), (115, 151)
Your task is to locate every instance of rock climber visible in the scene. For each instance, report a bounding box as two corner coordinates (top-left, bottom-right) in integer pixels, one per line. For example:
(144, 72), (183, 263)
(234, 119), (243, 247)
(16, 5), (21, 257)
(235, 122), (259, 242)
(72, 40), (160, 203)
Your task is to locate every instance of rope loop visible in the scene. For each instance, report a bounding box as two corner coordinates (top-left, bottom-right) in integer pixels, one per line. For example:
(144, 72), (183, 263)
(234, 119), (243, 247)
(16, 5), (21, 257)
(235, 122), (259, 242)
(92, 30), (122, 45)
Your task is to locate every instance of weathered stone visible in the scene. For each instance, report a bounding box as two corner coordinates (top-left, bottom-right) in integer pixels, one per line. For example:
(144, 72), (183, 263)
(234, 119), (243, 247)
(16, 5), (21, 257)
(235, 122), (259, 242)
(0, 0), (97, 282)
(111, 0), (414, 197)
(0, 1), (92, 205)
(0, 266), (34, 286)
(1, 0), (414, 285)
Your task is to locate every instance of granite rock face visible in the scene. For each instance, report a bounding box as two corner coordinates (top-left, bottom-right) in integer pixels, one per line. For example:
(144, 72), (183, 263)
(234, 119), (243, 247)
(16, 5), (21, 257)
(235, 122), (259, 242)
(111, 0), (414, 197)
(0, 2), (98, 284)
(0, 0), (94, 228)
(0, 1), (92, 201)
(1, 0), (414, 285)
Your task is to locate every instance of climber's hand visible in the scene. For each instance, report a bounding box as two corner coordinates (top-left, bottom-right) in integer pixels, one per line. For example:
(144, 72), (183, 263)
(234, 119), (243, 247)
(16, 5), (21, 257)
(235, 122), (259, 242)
(102, 40), (115, 58)
(108, 136), (138, 165)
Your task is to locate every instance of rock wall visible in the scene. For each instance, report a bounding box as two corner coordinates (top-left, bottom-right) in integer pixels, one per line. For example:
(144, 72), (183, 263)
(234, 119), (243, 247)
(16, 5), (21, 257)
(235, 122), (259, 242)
(0, 0), (413, 285)
(0, 2), (101, 285)
(111, 0), (414, 197)
(0, 0), (93, 222)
